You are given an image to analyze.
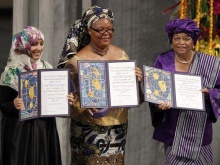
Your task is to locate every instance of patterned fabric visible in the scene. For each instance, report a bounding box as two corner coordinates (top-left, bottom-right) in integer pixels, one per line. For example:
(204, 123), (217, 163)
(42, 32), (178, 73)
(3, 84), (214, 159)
(165, 18), (200, 45)
(0, 26), (52, 91)
(166, 145), (213, 165)
(172, 52), (220, 160)
(69, 50), (129, 165)
(12, 26), (44, 56)
(172, 111), (207, 160)
(57, 6), (114, 68)
(70, 52), (129, 126)
(70, 119), (127, 165)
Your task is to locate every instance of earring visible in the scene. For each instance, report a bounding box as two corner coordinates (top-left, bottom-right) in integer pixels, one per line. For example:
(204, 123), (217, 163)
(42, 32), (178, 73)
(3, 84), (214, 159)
(171, 45), (173, 48)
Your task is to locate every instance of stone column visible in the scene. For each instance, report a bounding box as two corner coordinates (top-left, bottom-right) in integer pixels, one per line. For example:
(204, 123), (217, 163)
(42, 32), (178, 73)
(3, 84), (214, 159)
(28, 0), (39, 28)
(13, 0), (28, 34)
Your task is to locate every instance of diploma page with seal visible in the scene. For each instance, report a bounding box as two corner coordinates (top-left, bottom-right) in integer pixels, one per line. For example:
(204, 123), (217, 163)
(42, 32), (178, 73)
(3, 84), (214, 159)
(18, 69), (71, 121)
(143, 65), (205, 111)
(78, 60), (139, 111)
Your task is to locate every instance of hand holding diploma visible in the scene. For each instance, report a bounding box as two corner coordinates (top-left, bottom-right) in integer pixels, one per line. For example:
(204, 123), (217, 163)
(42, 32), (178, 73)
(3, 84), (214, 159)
(135, 67), (143, 82)
(68, 93), (75, 105)
(201, 88), (209, 97)
(83, 108), (98, 118)
(157, 88), (209, 111)
(14, 95), (25, 110)
(158, 101), (171, 111)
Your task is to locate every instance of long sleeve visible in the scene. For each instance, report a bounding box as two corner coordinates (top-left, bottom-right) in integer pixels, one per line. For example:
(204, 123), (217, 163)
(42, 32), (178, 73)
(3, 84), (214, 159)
(0, 85), (19, 117)
(149, 102), (166, 127)
(148, 54), (166, 127)
(208, 72), (220, 122)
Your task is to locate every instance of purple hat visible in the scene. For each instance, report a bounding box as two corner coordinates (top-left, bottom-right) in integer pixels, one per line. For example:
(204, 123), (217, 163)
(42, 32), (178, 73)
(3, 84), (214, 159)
(165, 19), (200, 45)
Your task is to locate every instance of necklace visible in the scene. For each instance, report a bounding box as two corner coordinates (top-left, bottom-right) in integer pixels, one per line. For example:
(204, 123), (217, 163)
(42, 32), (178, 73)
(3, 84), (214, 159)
(175, 50), (194, 64)
(90, 43), (108, 56)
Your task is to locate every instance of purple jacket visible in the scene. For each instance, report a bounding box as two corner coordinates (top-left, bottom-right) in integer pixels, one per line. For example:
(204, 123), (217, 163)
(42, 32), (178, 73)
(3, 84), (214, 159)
(150, 50), (220, 146)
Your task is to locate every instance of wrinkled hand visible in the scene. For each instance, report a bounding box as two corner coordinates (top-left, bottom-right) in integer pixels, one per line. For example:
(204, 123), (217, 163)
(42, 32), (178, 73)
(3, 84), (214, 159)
(158, 101), (171, 111)
(135, 67), (142, 82)
(68, 93), (75, 105)
(14, 96), (25, 110)
(82, 108), (98, 118)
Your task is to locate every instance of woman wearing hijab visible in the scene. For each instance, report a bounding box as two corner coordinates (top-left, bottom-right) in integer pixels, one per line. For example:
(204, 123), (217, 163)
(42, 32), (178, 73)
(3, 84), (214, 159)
(0, 26), (62, 165)
(58, 6), (143, 165)
(149, 18), (220, 165)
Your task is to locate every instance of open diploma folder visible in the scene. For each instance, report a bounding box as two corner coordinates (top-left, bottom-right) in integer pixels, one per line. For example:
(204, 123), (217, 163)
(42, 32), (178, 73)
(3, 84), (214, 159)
(18, 69), (70, 121)
(143, 65), (205, 111)
(78, 60), (140, 117)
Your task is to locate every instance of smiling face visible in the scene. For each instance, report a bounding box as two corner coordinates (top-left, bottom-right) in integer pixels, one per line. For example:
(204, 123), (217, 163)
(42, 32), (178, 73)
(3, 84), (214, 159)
(88, 18), (114, 48)
(30, 38), (44, 60)
(171, 33), (194, 56)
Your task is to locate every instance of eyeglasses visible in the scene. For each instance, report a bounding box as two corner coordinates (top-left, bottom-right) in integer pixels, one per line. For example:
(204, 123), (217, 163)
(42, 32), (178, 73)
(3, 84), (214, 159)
(173, 37), (192, 43)
(90, 27), (114, 35)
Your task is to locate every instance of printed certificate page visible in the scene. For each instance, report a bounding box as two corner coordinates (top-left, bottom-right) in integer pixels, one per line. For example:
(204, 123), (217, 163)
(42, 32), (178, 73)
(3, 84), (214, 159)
(108, 61), (139, 107)
(40, 70), (70, 116)
(174, 74), (204, 111)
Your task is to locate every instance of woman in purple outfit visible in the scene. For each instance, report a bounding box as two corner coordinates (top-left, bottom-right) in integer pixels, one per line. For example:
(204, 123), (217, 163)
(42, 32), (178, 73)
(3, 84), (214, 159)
(149, 18), (220, 165)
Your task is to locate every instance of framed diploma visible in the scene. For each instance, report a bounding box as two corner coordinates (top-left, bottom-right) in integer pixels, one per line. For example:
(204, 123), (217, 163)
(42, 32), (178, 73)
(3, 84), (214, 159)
(18, 69), (71, 121)
(78, 60), (140, 111)
(143, 65), (205, 111)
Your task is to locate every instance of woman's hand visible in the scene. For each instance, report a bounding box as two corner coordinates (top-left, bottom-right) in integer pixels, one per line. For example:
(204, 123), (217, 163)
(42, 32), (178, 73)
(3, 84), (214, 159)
(14, 96), (25, 110)
(82, 108), (98, 118)
(201, 88), (209, 95)
(135, 67), (142, 82)
(158, 101), (171, 111)
(201, 88), (209, 99)
(68, 93), (75, 105)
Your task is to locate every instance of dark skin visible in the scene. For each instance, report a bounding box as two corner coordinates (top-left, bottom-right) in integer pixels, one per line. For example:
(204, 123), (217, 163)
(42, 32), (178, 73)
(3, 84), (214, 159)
(67, 18), (143, 118)
(158, 33), (209, 110)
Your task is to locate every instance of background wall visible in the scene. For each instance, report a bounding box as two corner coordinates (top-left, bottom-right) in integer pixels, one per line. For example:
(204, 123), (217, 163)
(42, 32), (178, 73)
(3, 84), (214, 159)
(0, 0), (13, 75)
(1, 0), (220, 165)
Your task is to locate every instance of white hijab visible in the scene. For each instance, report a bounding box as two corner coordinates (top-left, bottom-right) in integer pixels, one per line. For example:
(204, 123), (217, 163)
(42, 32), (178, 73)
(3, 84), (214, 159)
(0, 26), (52, 91)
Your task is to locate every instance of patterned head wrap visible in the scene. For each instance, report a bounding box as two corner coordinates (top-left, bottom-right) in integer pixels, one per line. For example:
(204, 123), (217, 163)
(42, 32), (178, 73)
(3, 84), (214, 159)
(0, 26), (52, 91)
(165, 18), (200, 45)
(12, 26), (44, 57)
(57, 5), (114, 68)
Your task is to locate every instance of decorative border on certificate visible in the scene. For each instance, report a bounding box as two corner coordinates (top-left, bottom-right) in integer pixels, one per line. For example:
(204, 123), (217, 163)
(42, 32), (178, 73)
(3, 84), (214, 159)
(143, 65), (173, 106)
(18, 69), (71, 121)
(78, 61), (108, 108)
(78, 60), (140, 109)
(19, 70), (38, 120)
(143, 65), (205, 111)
